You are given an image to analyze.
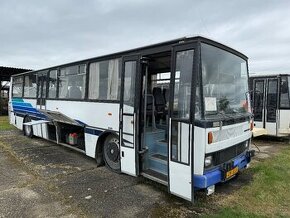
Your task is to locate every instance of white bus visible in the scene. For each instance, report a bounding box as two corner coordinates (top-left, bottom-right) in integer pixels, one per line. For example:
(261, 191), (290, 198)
(9, 36), (254, 202)
(250, 74), (290, 137)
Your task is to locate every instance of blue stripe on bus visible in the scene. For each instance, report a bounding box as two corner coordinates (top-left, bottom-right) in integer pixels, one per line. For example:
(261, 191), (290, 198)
(14, 111), (46, 120)
(13, 106), (38, 112)
(13, 107), (43, 115)
(85, 128), (103, 136)
(11, 98), (48, 120)
(14, 110), (46, 120)
(12, 98), (24, 102)
(14, 112), (47, 120)
(12, 102), (33, 107)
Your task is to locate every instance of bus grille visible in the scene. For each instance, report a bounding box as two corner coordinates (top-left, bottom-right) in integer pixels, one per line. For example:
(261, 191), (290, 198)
(211, 141), (247, 167)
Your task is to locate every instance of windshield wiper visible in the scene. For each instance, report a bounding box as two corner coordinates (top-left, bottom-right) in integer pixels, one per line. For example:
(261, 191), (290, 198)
(207, 111), (233, 120)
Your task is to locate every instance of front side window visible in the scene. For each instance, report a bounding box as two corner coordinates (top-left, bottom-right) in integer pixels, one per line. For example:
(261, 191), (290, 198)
(59, 65), (86, 99)
(123, 61), (136, 105)
(12, 76), (23, 98)
(24, 73), (37, 98)
(89, 58), (121, 100)
(172, 49), (194, 119)
(170, 49), (194, 165)
(201, 43), (249, 117)
(280, 76), (290, 108)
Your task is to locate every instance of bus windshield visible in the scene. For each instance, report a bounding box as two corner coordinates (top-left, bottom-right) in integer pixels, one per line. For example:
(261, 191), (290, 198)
(201, 43), (249, 117)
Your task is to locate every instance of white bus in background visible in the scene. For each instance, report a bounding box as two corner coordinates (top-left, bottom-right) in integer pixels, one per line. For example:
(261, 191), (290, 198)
(250, 74), (290, 137)
(9, 36), (254, 202)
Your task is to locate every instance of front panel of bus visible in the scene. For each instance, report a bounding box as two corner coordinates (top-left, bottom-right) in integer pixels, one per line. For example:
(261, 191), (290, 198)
(193, 43), (253, 192)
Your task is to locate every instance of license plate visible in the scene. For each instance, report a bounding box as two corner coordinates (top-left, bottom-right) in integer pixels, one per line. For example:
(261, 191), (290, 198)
(226, 166), (239, 179)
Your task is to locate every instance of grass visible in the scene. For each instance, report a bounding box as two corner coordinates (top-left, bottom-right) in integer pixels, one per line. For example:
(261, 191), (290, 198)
(205, 146), (290, 217)
(0, 116), (15, 131)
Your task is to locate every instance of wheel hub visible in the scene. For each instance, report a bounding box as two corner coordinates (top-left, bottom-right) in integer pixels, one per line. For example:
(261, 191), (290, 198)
(106, 142), (119, 162)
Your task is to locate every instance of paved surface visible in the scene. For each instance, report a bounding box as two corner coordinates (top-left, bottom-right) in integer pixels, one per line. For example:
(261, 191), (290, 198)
(0, 129), (192, 218)
(0, 129), (287, 217)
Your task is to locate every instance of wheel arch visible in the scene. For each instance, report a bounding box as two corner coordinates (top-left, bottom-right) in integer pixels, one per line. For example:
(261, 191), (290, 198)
(95, 130), (119, 167)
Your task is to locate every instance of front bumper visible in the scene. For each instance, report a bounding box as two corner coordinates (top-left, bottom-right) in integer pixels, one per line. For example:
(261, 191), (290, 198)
(194, 150), (255, 189)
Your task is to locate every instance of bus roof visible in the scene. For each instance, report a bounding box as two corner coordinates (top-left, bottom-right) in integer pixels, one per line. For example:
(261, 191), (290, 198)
(12, 36), (248, 77)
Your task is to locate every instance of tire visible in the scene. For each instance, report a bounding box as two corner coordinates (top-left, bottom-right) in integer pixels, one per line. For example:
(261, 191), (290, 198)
(23, 116), (33, 138)
(103, 135), (121, 172)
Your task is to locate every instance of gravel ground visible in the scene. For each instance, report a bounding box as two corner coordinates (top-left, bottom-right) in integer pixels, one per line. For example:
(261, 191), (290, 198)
(0, 129), (287, 217)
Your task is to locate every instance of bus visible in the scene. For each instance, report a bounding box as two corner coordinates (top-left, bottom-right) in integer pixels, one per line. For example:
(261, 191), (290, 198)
(1, 85), (9, 115)
(250, 74), (290, 137)
(9, 36), (254, 202)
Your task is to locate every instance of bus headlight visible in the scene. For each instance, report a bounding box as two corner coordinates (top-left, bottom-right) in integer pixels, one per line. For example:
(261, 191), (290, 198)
(204, 155), (213, 167)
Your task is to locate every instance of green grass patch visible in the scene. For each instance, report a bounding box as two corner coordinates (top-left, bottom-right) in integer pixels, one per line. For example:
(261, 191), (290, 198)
(206, 207), (267, 218)
(206, 147), (290, 217)
(0, 116), (15, 131)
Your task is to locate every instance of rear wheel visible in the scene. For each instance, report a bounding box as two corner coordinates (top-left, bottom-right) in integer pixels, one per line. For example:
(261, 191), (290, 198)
(103, 135), (121, 172)
(23, 116), (33, 138)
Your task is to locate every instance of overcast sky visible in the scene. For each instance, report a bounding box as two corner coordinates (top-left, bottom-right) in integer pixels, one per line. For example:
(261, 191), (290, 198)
(0, 0), (289, 74)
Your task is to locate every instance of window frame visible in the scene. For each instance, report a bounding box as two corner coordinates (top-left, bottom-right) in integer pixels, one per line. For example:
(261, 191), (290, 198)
(58, 64), (87, 100)
(12, 75), (24, 98)
(23, 72), (37, 99)
(87, 58), (122, 102)
(169, 42), (197, 166)
(47, 69), (59, 100)
(199, 42), (250, 120)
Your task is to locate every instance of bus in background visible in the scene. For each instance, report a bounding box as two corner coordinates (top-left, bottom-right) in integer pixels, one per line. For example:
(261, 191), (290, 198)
(250, 74), (290, 137)
(0, 83), (9, 115)
(9, 36), (254, 202)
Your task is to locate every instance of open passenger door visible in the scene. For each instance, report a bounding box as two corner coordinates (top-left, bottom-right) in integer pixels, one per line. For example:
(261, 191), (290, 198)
(119, 55), (141, 176)
(168, 43), (196, 202)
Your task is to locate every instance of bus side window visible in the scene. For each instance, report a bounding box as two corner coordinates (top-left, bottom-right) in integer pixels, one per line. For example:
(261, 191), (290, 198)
(48, 70), (57, 98)
(23, 74), (37, 98)
(59, 65), (86, 99)
(88, 58), (121, 101)
(172, 50), (194, 119)
(12, 76), (24, 98)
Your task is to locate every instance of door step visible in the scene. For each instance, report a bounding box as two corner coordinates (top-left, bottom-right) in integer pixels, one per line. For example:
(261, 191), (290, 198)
(148, 153), (167, 175)
(141, 169), (168, 186)
(151, 153), (167, 162)
(147, 142), (167, 157)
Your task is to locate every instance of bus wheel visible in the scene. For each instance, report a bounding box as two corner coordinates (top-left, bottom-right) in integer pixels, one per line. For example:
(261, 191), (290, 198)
(103, 135), (121, 173)
(23, 116), (33, 138)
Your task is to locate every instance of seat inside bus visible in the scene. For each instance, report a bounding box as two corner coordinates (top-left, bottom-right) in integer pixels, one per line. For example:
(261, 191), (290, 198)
(141, 52), (171, 180)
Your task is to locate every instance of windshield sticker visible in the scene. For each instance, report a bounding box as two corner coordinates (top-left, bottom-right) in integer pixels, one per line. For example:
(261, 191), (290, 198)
(205, 97), (217, 112)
